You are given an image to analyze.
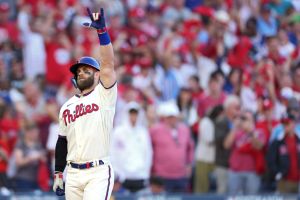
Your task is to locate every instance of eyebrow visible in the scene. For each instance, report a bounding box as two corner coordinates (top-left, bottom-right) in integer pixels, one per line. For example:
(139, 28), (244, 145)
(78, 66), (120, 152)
(76, 66), (91, 73)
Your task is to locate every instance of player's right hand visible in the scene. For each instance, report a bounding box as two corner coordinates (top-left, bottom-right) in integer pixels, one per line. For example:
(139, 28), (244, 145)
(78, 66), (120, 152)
(83, 7), (106, 31)
(53, 171), (65, 196)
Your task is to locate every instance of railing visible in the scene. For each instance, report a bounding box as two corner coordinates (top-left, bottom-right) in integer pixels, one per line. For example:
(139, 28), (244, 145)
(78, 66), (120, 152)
(0, 192), (299, 200)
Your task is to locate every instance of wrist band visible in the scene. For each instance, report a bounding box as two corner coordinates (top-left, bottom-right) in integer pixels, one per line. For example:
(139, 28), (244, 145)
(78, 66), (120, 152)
(97, 27), (107, 34)
(98, 31), (111, 45)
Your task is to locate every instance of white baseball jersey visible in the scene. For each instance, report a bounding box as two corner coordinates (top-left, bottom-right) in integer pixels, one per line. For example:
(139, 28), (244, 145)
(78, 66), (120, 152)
(58, 82), (117, 162)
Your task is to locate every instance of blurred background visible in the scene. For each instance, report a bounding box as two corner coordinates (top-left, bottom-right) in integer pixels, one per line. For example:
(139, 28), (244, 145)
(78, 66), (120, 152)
(0, 0), (299, 199)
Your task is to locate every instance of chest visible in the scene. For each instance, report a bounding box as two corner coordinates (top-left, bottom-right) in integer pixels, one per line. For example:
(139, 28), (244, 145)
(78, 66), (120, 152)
(62, 95), (101, 127)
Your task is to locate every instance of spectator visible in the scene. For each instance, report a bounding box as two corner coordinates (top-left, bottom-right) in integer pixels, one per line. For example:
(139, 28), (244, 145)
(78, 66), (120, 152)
(150, 101), (194, 193)
(267, 113), (300, 194)
(214, 95), (240, 194)
(12, 122), (46, 192)
(17, 4), (46, 80)
(197, 71), (226, 118)
(223, 68), (243, 95)
(224, 110), (266, 195)
(176, 87), (198, 128)
(194, 105), (224, 193)
(257, 4), (278, 37)
(111, 101), (153, 193)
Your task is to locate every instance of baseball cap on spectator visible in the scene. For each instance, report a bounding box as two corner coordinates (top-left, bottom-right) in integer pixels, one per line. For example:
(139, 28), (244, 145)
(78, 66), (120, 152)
(157, 101), (180, 117)
(262, 99), (273, 110)
(127, 101), (140, 113)
(129, 7), (146, 20)
(281, 112), (297, 124)
(261, 3), (271, 12)
(138, 57), (152, 68)
(214, 10), (230, 24)
(280, 87), (294, 100)
(0, 2), (9, 12)
(193, 6), (214, 17)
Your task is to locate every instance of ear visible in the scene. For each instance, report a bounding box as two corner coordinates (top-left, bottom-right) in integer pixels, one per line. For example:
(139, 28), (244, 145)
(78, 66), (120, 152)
(94, 71), (100, 80)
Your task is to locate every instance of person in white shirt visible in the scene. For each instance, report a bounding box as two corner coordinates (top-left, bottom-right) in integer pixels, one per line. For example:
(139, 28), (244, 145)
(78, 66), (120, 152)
(111, 101), (153, 193)
(194, 105), (224, 193)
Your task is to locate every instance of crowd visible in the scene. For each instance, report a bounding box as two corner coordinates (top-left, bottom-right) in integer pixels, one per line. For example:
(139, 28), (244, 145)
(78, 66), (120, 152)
(0, 0), (300, 197)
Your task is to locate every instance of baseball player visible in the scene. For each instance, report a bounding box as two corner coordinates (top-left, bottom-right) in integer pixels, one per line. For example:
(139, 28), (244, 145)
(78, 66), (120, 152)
(52, 7), (117, 200)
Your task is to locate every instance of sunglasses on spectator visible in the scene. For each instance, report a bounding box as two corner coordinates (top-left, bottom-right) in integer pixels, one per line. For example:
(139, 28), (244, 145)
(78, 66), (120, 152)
(240, 115), (249, 121)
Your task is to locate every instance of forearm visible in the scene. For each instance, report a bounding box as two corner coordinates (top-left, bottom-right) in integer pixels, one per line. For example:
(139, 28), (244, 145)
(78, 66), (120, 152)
(15, 154), (34, 167)
(99, 42), (114, 70)
(224, 131), (235, 149)
(55, 136), (68, 173)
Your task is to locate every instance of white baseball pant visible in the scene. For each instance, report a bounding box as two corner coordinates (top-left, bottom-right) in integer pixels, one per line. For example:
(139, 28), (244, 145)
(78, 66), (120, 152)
(65, 161), (114, 200)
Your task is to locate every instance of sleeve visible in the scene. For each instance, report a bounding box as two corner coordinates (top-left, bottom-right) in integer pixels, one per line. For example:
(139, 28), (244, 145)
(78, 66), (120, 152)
(215, 119), (229, 147)
(199, 118), (214, 144)
(144, 129), (153, 175)
(54, 136), (68, 173)
(46, 124), (59, 151)
(58, 107), (67, 137)
(266, 140), (279, 176)
(97, 82), (118, 108)
(186, 127), (195, 165)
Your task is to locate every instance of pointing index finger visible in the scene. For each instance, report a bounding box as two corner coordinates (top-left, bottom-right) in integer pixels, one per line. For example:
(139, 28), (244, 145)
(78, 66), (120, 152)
(86, 7), (94, 21)
(100, 8), (104, 17)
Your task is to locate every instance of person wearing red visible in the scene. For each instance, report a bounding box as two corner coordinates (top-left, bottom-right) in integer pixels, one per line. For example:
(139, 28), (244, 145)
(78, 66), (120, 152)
(224, 110), (266, 195)
(267, 113), (300, 193)
(256, 98), (280, 143)
(0, 2), (19, 45)
(197, 71), (226, 118)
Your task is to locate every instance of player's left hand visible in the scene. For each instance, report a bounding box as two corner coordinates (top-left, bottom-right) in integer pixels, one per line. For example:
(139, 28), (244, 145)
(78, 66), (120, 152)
(53, 172), (65, 196)
(83, 7), (106, 31)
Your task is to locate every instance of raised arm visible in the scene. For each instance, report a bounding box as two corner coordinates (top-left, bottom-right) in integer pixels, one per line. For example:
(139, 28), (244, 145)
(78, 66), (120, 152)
(83, 8), (116, 88)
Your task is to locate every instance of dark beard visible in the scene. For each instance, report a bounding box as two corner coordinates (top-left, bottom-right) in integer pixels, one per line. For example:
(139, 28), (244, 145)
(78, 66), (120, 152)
(77, 74), (94, 91)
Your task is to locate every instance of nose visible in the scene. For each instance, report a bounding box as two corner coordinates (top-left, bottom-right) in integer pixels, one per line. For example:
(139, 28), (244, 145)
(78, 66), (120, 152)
(77, 70), (84, 77)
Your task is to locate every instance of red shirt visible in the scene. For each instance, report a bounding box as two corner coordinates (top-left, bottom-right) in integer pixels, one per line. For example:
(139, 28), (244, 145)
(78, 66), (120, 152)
(256, 119), (280, 144)
(45, 42), (72, 86)
(285, 134), (300, 181)
(229, 130), (266, 172)
(0, 21), (19, 44)
(197, 92), (226, 118)
(0, 139), (9, 172)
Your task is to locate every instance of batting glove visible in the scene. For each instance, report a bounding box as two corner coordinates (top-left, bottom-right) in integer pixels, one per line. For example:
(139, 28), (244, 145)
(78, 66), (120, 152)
(53, 171), (65, 196)
(83, 8), (107, 33)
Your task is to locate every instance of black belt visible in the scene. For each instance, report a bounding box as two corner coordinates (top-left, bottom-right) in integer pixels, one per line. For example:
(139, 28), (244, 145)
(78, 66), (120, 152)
(69, 160), (104, 169)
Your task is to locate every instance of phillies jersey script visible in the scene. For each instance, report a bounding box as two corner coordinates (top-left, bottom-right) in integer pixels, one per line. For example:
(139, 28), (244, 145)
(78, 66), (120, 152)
(58, 83), (117, 162)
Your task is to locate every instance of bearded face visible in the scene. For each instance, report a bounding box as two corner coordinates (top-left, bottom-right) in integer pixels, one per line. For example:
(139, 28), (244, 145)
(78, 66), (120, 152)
(76, 66), (97, 91)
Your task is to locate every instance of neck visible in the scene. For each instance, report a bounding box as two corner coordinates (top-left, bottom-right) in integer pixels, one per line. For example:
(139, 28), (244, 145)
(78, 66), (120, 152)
(81, 85), (95, 96)
(210, 90), (220, 98)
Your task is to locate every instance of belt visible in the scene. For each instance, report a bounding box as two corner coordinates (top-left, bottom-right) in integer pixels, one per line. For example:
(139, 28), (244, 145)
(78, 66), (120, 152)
(69, 160), (104, 169)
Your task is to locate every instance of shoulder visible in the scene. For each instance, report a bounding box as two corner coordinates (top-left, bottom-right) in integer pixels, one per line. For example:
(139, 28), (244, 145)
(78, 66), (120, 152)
(59, 96), (77, 114)
(98, 80), (118, 90)
(149, 123), (163, 133)
(178, 122), (190, 131)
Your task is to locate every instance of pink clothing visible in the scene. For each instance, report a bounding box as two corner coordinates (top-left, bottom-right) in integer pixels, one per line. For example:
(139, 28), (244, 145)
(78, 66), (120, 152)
(197, 92), (226, 117)
(229, 130), (266, 172)
(150, 122), (194, 179)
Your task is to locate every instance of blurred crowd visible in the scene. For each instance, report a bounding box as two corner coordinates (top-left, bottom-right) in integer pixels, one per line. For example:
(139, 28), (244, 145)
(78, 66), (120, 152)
(0, 0), (300, 197)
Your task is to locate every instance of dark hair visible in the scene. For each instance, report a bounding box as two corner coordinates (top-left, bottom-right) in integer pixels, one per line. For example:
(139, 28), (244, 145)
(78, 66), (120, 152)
(177, 87), (193, 111)
(209, 70), (224, 82)
(208, 105), (224, 121)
